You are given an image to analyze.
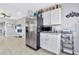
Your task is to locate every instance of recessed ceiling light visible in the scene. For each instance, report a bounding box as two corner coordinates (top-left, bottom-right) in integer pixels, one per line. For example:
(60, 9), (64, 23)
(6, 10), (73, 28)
(17, 11), (21, 15)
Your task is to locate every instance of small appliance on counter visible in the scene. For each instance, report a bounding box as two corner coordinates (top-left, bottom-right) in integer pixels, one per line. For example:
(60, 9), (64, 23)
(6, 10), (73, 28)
(40, 26), (52, 32)
(40, 25), (61, 33)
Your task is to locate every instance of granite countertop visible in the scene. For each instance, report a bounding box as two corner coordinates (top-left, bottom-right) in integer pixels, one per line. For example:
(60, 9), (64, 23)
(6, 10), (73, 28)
(40, 31), (61, 34)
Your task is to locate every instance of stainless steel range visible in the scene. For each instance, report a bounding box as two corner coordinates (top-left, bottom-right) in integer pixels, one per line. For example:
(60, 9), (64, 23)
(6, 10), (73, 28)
(26, 15), (43, 50)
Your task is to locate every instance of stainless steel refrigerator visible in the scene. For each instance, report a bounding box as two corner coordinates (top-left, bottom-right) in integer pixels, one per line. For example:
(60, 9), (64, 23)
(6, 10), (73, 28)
(26, 16), (43, 50)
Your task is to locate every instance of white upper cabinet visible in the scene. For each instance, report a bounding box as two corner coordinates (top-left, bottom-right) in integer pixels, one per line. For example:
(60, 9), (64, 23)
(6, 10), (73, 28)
(42, 8), (61, 25)
(51, 8), (61, 25)
(42, 11), (51, 25)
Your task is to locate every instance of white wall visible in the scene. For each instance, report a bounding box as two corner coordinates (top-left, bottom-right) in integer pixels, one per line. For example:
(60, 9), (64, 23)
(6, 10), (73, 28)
(5, 19), (17, 37)
(61, 3), (79, 54)
(0, 18), (17, 37)
(61, 3), (79, 30)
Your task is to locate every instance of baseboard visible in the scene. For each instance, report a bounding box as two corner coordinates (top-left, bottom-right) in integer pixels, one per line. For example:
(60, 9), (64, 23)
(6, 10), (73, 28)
(26, 44), (40, 51)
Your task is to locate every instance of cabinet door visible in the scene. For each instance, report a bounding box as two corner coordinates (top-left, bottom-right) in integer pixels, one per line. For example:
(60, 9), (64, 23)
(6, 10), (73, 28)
(40, 33), (45, 48)
(47, 35), (57, 53)
(42, 11), (51, 25)
(40, 34), (45, 48)
(51, 8), (61, 25)
(40, 33), (49, 49)
(40, 33), (61, 54)
(48, 34), (61, 54)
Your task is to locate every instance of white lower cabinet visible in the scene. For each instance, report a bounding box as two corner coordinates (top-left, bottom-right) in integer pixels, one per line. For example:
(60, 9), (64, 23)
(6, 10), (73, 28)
(40, 32), (61, 54)
(40, 33), (48, 49)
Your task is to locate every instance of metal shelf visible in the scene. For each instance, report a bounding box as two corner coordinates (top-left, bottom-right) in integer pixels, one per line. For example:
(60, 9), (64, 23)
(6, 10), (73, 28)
(61, 32), (74, 55)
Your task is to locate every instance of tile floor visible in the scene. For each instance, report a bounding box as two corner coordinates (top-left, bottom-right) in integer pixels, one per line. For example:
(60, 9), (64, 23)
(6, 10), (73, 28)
(0, 36), (67, 55)
(0, 37), (54, 55)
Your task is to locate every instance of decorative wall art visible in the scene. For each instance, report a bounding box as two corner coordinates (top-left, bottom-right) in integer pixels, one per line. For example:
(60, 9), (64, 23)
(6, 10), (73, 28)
(66, 12), (79, 18)
(37, 4), (61, 13)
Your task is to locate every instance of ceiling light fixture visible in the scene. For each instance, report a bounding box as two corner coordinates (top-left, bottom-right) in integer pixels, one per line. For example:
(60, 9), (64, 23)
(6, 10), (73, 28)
(17, 11), (21, 15)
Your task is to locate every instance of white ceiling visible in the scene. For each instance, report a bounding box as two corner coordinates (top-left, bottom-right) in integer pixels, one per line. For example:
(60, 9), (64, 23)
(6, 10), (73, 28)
(0, 3), (53, 19)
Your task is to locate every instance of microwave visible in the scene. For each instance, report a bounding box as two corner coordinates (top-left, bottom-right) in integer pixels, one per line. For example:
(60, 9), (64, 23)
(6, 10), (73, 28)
(41, 26), (52, 32)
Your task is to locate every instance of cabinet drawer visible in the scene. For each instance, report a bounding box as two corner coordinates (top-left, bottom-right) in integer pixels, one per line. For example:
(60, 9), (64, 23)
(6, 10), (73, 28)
(40, 33), (49, 38)
(49, 34), (61, 39)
